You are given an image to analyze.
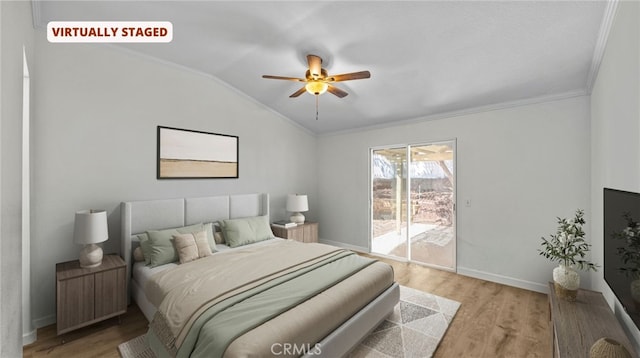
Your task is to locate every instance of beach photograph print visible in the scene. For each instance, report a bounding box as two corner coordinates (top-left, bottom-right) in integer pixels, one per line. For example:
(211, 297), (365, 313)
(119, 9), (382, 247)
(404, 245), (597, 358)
(157, 126), (238, 179)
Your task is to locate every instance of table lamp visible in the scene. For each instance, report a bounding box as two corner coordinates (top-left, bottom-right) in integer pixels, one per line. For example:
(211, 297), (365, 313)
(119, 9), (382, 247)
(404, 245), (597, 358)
(286, 194), (309, 224)
(73, 209), (108, 268)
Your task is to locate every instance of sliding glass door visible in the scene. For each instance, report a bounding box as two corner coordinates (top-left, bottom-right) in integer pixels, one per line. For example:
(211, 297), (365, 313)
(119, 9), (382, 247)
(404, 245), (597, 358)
(371, 146), (408, 259)
(370, 141), (456, 271)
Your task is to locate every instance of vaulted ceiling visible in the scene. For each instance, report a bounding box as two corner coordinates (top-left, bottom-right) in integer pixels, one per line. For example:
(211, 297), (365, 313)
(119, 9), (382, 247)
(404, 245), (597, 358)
(34, 1), (613, 134)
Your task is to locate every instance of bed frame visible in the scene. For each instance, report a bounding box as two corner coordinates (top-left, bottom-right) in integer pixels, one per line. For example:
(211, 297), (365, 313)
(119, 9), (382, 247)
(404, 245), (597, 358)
(120, 193), (399, 357)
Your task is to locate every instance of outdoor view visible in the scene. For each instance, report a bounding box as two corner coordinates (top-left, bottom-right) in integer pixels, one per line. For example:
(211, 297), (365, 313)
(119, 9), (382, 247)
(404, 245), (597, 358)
(371, 143), (455, 270)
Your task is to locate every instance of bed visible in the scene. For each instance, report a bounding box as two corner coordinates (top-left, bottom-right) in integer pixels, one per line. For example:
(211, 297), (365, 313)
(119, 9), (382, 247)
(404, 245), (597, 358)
(121, 193), (399, 357)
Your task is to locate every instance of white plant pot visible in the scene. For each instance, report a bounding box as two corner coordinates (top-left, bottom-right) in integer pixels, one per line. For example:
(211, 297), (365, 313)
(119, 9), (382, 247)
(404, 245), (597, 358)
(553, 264), (580, 301)
(553, 264), (580, 290)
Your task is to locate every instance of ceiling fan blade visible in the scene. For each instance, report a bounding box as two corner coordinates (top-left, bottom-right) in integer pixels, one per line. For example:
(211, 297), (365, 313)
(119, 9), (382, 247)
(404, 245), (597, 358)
(262, 75), (306, 82)
(289, 86), (307, 98)
(327, 71), (371, 82)
(327, 85), (348, 98)
(307, 55), (323, 78)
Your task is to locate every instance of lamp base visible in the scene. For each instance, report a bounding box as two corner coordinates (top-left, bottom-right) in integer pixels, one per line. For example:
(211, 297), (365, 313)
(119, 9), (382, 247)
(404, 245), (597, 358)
(79, 243), (103, 268)
(290, 212), (306, 225)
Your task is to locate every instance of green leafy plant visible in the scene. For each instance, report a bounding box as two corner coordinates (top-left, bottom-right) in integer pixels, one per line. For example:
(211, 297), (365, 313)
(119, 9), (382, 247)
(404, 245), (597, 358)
(539, 209), (599, 271)
(612, 213), (640, 279)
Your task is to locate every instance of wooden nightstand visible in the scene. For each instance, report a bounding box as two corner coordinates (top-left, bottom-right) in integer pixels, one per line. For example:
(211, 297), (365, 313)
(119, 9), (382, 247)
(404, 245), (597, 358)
(271, 222), (318, 243)
(56, 254), (127, 335)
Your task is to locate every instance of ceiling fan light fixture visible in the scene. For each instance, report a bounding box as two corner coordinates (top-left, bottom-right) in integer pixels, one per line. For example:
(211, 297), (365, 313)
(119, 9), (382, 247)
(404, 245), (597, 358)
(305, 81), (328, 95)
(262, 54), (369, 100)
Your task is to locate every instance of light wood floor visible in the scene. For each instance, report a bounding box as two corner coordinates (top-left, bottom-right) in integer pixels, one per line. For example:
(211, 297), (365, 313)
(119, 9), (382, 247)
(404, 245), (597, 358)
(375, 256), (552, 358)
(22, 304), (147, 358)
(23, 257), (551, 357)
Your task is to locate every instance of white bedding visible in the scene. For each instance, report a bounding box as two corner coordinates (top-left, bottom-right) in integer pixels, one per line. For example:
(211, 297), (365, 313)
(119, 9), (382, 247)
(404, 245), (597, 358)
(132, 261), (175, 290)
(132, 238), (285, 303)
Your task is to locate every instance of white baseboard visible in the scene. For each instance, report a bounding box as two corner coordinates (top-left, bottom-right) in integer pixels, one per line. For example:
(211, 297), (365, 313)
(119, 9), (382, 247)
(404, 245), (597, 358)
(318, 239), (368, 253)
(319, 240), (549, 294)
(22, 314), (55, 346)
(22, 329), (36, 346)
(32, 314), (55, 329)
(457, 266), (549, 294)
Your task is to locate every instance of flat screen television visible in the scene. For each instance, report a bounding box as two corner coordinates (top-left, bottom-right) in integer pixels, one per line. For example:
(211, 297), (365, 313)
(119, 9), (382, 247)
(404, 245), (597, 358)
(604, 187), (640, 329)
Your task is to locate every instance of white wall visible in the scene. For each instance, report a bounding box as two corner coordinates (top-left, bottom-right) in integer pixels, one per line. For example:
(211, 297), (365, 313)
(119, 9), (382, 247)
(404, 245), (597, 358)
(30, 34), (318, 325)
(317, 96), (591, 292)
(590, 0), (640, 349)
(0, 0), (34, 355)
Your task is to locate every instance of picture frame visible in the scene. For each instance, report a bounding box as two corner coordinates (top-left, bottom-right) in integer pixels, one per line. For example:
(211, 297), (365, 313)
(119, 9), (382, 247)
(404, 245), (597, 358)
(157, 126), (239, 179)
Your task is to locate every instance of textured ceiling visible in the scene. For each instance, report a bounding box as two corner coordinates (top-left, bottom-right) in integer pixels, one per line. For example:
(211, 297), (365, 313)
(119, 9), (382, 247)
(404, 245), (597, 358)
(35, 1), (610, 134)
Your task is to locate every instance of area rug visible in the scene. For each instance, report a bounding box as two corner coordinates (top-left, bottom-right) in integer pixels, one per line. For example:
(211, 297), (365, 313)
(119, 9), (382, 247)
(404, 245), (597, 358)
(118, 286), (460, 358)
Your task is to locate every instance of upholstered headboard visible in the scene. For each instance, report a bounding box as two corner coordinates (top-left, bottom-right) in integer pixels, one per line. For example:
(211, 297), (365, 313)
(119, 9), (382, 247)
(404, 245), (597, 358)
(120, 193), (269, 299)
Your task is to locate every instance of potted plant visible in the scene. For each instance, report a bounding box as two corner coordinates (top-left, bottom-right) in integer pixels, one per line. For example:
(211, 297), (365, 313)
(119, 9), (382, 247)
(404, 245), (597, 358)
(612, 213), (640, 308)
(539, 209), (599, 301)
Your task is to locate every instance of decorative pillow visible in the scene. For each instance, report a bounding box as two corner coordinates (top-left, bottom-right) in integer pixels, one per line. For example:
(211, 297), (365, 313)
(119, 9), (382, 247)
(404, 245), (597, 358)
(203, 222), (216, 249)
(214, 231), (225, 245)
(172, 231), (212, 264)
(137, 233), (152, 265)
(146, 223), (204, 267)
(211, 222), (225, 244)
(133, 247), (145, 262)
(217, 221), (228, 244)
(222, 215), (274, 248)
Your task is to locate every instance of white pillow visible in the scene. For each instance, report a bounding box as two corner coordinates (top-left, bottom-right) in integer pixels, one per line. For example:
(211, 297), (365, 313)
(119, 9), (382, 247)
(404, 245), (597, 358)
(172, 230), (212, 264)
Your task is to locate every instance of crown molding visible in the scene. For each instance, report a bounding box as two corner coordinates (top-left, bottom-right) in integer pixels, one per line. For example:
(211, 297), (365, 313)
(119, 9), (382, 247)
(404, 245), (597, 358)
(319, 90), (588, 137)
(586, 0), (619, 93)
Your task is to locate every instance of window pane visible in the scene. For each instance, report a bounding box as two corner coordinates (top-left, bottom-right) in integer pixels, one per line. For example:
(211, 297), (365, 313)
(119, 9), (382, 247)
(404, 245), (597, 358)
(409, 143), (455, 270)
(371, 147), (407, 259)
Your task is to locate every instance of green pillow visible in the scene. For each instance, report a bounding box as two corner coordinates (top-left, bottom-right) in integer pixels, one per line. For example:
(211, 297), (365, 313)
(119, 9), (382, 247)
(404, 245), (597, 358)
(137, 233), (152, 265)
(146, 223), (204, 267)
(222, 215), (274, 248)
(217, 221), (227, 243)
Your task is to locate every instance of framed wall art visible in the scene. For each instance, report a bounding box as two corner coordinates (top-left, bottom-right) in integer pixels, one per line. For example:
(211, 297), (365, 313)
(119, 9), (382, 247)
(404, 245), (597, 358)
(157, 126), (239, 179)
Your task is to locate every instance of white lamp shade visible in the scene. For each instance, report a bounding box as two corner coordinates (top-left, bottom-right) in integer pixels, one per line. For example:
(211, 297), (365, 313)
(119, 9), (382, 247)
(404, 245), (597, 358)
(286, 194), (309, 212)
(73, 210), (108, 245)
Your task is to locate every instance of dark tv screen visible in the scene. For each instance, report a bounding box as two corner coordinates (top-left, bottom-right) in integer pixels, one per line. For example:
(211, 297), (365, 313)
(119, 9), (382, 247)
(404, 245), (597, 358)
(604, 187), (640, 329)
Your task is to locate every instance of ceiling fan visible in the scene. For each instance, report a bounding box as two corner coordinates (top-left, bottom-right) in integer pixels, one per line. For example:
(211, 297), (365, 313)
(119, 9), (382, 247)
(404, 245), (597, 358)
(262, 54), (371, 98)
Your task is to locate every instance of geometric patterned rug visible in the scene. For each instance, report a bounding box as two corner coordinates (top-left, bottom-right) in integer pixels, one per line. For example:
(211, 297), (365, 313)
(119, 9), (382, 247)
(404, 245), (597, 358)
(118, 334), (154, 358)
(348, 286), (460, 357)
(118, 286), (460, 358)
